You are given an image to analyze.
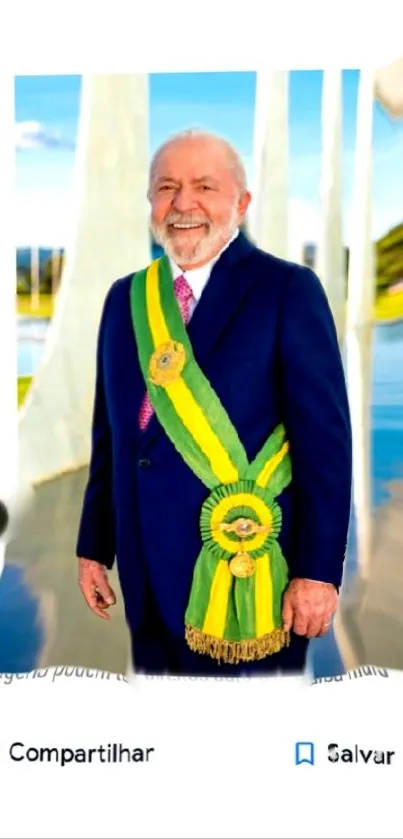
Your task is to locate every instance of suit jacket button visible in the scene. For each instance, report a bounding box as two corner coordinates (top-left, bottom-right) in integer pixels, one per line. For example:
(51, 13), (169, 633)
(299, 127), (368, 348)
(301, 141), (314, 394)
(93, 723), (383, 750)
(138, 458), (151, 469)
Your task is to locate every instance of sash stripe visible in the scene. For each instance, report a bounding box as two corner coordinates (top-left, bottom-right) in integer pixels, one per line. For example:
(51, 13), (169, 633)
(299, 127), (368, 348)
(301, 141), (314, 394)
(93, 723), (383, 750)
(165, 380), (239, 485)
(158, 258), (249, 479)
(269, 541), (290, 627)
(146, 259), (171, 345)
(224, 587), (241, 642)
(255, 554), (275, 636)
(234, 576), (256, 640)
(202, 560), (232, 637)
(256, 442), (289, 489)
(185, 545), (218, 630)
(145, 260), (241, 485)
(131, 266), (219, 489)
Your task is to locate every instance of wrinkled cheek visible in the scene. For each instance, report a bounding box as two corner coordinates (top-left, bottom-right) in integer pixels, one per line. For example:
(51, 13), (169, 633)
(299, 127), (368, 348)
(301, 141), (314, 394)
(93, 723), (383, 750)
(152, 202), (170, 225)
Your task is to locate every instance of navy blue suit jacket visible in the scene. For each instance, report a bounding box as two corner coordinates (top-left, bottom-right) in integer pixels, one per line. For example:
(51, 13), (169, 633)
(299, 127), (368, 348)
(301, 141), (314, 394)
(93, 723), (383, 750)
(76, 232), (352, 638)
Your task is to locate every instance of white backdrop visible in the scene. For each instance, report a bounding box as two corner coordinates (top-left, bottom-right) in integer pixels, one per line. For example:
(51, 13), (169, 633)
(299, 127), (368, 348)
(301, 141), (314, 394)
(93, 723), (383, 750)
(0, 667), (402, 838)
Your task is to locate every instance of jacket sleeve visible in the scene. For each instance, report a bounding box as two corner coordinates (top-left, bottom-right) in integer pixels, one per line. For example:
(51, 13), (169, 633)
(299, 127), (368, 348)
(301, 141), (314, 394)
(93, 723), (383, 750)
(278, 265), (352, 588)
(76, 286), (116, 568)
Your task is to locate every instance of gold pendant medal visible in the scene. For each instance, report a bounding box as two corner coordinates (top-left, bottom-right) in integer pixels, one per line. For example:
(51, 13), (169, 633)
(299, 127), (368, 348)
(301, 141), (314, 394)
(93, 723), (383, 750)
(229, 552), (255, 578)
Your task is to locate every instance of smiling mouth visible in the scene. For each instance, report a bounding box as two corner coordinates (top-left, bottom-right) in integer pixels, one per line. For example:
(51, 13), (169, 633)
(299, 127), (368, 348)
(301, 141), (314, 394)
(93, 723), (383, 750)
(169, 223), (207, 231)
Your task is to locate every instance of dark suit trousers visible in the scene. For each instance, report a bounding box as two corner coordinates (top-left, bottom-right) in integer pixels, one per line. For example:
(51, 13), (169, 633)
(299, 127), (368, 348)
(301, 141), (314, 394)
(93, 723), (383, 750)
(131, 579), (309, 677)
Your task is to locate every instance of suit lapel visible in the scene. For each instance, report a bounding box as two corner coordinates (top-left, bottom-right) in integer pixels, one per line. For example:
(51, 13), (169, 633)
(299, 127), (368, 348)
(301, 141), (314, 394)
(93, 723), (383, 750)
(187, 231), (255, 366)
(141, 231), (256, 448)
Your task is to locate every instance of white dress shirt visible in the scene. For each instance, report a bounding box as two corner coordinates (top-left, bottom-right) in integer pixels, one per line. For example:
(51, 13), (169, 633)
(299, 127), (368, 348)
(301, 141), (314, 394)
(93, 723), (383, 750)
(168, 228), (239, 319)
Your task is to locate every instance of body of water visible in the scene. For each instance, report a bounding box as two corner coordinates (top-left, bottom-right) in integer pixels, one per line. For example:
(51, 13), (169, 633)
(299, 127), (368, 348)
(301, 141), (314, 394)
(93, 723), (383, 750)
(2, 317), (403, 677)
(17, 316), (49, 378)
(371, 321), (403, 501)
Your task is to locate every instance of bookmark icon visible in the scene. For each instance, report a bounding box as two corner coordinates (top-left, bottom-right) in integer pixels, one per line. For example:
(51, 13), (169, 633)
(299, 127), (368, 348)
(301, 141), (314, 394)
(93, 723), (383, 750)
(295, 742), (315, 765)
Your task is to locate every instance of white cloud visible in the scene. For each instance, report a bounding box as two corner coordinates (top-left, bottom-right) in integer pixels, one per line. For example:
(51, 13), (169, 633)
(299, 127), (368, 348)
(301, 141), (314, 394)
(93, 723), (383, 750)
(15, 121), (74, 151)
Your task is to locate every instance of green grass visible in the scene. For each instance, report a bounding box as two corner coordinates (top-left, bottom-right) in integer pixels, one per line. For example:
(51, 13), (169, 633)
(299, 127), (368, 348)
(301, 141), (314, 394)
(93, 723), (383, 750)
(374, 290), (403, 322)
(17, 294), (54, 318)
(18, 376), (32, 408)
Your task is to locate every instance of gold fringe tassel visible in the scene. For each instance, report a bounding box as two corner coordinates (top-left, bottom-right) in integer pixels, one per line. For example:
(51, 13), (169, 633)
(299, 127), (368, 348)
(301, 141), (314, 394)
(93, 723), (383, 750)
(185, 625), (290, 665)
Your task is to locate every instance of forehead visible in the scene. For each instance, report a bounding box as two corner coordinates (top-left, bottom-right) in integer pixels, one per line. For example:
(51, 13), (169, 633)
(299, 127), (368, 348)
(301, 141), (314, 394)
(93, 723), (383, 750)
(153, 138), (235, 183)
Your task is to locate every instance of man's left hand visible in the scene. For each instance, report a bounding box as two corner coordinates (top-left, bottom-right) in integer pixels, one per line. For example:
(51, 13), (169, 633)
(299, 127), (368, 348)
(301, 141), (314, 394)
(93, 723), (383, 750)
(282, 578), (338, 638)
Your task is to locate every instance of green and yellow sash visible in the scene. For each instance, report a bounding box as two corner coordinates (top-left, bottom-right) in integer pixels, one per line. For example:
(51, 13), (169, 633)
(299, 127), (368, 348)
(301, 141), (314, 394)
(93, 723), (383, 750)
(130, 256), (292, 664)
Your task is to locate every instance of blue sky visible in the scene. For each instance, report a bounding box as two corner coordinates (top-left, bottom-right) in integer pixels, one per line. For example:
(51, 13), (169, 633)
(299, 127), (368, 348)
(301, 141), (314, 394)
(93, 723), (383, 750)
(15, 71), (403, 247)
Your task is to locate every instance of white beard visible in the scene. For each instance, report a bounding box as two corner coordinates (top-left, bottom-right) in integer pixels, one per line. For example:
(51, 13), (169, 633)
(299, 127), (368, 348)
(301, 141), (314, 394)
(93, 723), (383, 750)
(151, 204), (239, 267)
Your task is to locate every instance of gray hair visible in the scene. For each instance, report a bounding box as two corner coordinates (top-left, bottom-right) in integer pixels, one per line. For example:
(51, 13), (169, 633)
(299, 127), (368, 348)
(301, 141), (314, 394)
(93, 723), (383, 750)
(148, 128), (248, 194)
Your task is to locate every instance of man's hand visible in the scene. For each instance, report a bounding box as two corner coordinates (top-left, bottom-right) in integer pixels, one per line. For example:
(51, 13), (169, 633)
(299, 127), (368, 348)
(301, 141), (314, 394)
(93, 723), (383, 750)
(78, 558), (116, 620)
(282, 578), (338, 638)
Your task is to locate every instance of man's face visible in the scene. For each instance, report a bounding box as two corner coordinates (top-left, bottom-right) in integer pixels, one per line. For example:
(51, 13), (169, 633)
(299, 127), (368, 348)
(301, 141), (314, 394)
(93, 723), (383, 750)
(148, 137), (251, 269)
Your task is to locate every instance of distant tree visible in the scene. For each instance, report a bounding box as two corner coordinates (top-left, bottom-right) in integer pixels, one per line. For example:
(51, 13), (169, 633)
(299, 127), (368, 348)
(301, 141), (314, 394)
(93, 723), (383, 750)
(16, 269), (31, 295)
(375, 222), (403, 295)
(41, 253), (64, 294)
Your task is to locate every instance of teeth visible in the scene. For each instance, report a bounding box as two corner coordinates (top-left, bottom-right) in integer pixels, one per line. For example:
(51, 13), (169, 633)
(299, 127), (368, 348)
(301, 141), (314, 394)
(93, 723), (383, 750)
(172, 223), (203, 229)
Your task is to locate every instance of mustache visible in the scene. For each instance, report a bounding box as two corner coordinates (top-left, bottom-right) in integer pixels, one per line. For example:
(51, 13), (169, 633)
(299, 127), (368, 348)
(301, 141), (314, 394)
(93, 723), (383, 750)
(162, 212), (210, 226)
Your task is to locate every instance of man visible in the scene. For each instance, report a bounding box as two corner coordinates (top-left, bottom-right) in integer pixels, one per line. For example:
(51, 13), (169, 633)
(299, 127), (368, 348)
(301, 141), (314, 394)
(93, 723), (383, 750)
(76, 128), (352, 677)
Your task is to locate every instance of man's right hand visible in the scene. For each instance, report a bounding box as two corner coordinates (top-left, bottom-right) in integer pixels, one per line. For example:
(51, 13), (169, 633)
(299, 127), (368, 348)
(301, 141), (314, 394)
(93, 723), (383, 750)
(78, 557), (116, 620)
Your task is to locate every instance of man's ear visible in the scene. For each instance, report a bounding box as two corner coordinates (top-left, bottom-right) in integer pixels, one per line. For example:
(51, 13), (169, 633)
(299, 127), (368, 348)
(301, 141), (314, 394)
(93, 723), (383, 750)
(238, 190), (252, 220)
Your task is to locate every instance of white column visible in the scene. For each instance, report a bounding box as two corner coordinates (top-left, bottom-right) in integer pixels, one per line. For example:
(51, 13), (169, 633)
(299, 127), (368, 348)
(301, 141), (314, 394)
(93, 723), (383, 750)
(18, 74), (151, 489)
(345, 325), (373, 579)
(346, 70), (375, 329)
(344, 70), (375, 579)
(251, 71), (289, 258)
(315, 70), (345, 339)
(374, 57), (403, 118)
(345, 71), (375, 584)
(0, 73), (19, 538)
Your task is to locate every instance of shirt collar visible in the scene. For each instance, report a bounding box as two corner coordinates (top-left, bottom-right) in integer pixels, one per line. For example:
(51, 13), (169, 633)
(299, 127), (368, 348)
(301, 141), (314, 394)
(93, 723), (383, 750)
(168, 228), (239, 302)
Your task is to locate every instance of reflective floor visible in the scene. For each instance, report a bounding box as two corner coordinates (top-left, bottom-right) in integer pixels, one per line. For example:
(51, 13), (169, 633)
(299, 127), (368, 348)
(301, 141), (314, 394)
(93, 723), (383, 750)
(2, 468), (129, 675)
(1, 465), (342, 678)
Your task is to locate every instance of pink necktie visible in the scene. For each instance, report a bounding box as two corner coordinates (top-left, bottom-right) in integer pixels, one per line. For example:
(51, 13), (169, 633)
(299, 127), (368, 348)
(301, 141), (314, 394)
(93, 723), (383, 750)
(138, 274), (195, 430)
